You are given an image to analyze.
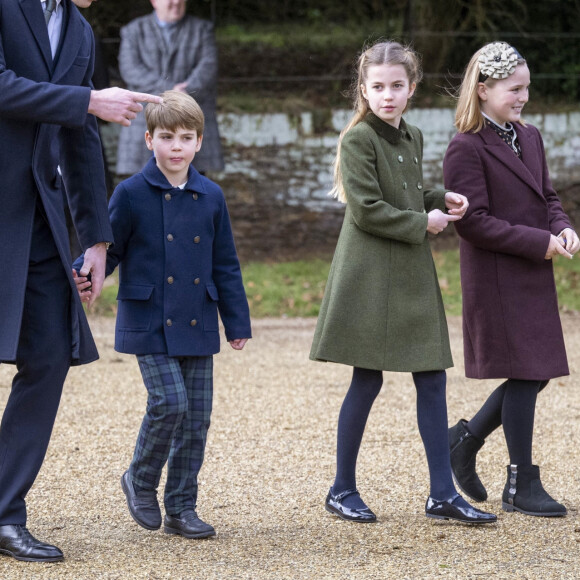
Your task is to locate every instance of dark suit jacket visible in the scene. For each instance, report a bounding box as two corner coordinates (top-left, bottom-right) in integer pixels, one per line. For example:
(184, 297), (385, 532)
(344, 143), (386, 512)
(0, 0), (113, 364)
(73, 158), (251, 356)
(443, 123), (570, 380)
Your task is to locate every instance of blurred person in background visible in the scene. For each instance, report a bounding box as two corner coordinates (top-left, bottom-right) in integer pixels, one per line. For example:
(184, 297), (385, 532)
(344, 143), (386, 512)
(116, 0), (224, 178)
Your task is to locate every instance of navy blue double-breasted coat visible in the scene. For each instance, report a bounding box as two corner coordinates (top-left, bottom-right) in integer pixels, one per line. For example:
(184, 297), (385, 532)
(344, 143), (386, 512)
(75, 158), (251, 356)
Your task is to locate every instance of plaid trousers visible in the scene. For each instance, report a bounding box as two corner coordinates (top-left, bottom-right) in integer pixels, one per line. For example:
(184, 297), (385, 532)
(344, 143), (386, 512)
(130, 354), (213, 515)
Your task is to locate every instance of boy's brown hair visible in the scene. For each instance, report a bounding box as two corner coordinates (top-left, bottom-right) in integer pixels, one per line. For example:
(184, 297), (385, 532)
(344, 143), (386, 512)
(145, 90), (205, 135)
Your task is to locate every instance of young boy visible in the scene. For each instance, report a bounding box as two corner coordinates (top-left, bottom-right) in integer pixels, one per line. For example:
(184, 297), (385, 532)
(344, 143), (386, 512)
(74, 90), (251, 539)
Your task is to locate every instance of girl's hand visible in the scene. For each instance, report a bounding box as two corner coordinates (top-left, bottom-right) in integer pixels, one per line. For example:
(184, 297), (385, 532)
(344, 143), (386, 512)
(427, 209), (460, 235)
(545, 234), (573, 260)
(557, 228), (580, 255)
(229, 338), (249, 350)
(444, 192), (469, 218)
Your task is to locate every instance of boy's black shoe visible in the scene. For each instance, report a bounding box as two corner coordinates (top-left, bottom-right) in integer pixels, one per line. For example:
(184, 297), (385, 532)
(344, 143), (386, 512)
(121, 471), (161, 530)
(0, 525), (63, 562)
(164, 510), (216, 539)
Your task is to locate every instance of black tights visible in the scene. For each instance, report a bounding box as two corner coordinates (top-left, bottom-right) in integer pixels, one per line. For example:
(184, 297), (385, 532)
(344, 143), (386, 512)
(333, 367), (456, 500)
(466, 379), (548, 466)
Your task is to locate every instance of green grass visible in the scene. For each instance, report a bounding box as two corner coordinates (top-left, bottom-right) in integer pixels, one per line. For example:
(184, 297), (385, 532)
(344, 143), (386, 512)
(242, 260), (330, 317)
(87, 250), (580, 319)
(433, 249), (580, 316)
(432, 249), (463, 316)
(554, 254), (580, 312)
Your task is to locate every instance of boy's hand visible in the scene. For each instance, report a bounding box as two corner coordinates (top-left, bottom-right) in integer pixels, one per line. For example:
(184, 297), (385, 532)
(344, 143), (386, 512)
(229, 338), (249, 350)
(79, 242), (107, 308)
(72, 269), (92, 303)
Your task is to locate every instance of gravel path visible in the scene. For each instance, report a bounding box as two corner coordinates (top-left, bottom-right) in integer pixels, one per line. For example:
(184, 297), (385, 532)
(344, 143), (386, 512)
(1, 315), (579, 579)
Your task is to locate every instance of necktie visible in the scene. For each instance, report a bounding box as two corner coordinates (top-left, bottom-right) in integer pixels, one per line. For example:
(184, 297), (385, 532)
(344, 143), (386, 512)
(44, 0), (57, 25)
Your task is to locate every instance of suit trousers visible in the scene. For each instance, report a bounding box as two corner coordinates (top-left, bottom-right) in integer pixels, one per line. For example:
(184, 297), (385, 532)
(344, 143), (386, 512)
(130, 354), (213, 516)
(0, 208), (72, 524)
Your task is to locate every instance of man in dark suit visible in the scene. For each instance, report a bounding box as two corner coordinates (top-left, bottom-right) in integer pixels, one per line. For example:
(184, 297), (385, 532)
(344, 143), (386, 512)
(0, 0), (162, 563)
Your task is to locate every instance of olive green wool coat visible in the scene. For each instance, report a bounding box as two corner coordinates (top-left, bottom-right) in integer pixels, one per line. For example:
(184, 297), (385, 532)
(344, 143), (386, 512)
(310, 114), (453, 372)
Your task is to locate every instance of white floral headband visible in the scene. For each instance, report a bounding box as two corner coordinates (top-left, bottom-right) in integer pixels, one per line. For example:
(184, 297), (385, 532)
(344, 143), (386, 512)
(478, 42), (523, 81)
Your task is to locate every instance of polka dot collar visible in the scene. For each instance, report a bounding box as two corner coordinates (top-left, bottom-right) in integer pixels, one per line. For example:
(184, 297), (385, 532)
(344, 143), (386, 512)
(483, 114), (521, 158)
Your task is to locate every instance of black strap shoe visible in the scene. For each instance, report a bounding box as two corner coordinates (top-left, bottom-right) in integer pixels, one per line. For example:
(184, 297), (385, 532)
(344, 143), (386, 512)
(0, 525), (64, 562)
(121, 470), (161, 530)
(164, 510), (216, 539)
(325, 488), (377, 522)
(426, 494), (497, 524)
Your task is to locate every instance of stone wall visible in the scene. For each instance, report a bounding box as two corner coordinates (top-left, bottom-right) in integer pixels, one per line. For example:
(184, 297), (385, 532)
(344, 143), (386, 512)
(103, 109), (580, 261)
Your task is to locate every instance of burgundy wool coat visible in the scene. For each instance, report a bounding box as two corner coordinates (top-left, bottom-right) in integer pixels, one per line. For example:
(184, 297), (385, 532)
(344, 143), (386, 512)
(443, 123), (571, 380)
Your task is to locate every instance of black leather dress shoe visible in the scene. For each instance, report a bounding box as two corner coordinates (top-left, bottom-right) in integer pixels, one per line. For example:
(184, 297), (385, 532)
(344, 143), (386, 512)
(0, 525), (63, 562)
(425, 494), (497, 524)
(121, 470), (161, 530)
(164, 510), (216, 539)
(325, 489), (377, 522)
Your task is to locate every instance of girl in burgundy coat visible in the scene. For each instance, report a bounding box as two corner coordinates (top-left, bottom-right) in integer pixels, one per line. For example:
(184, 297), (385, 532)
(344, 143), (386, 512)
(443, 42), (579, 517)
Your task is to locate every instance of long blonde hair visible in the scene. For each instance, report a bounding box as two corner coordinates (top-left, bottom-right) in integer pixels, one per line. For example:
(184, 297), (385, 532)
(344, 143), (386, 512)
(455, 43), (526, 134)
(330, 41), (422, 203)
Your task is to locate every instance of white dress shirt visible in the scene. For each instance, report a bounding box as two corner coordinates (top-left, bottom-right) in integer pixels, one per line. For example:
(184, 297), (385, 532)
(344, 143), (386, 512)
(41, 0), (63, 58)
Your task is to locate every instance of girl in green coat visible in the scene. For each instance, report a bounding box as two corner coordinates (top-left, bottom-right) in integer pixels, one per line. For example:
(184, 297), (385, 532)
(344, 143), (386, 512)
(310, 41), (496, 525)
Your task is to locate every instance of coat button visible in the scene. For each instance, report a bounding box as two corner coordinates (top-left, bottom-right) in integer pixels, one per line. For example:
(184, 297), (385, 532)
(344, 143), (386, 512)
(190, 319), (197, 326)
(166, 319), (173, 327)
(193, 193), (198, 200)
(167, 234), (174, 242)
(413, 157), (418, 164)
(167, 276), (174, 284)
(194, 278), (200, 285)
(194, 236), (200, 243)
(398, 155), (404, 162)
(165, 193), (172, 201)
(402, 182), (407, 189)
(417, 183), (423, 190)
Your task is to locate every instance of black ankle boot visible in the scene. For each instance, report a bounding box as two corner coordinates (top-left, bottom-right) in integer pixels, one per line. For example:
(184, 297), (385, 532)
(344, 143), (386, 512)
(502, 464), (567, 517)
(448, 419), (487, 502)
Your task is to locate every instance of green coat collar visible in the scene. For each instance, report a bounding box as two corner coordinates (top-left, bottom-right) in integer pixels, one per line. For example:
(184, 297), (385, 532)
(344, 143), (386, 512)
(362, 113), (414, 145)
